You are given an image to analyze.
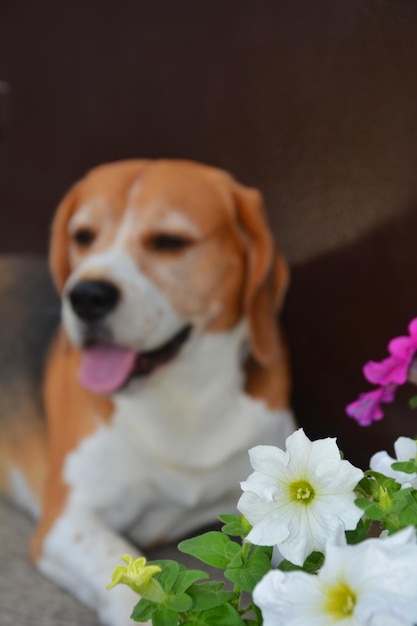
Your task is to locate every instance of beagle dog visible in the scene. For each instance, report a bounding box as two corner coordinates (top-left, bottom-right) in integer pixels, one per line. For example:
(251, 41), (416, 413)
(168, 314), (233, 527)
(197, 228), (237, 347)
(0, 160), (295, 626)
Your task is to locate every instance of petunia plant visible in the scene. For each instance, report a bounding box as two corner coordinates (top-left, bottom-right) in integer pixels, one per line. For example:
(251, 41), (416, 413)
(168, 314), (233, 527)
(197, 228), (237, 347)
(105, 317), (417, 625)
(108, 427), (417, 625)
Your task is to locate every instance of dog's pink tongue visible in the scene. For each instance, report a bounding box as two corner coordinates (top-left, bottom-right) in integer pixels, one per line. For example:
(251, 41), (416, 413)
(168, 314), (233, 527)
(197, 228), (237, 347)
(78, 345), (137, 394)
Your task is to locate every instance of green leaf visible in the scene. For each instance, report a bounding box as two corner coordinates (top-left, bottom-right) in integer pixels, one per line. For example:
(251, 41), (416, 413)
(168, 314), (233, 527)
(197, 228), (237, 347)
(278, 559), (302, 572)
(302, 551), (324, 574)
(226, 551), (243, 569)
(173, 569), (209, 594)
(226, 540), (241, 560)
(390, 490), (412, 513)
(345, 519), (368, 545)
(225, 551), (271, 593)
(165, 592), (192, 612)
(394, 490), (417, 527)
(218, 514), (247, 537)
(354, 498), (386, 520)
(217, 514), (239, 524)
(380, 476), (401, 492)
(187, 581), (237, 611)
(278, 551), (324, 574)
(355, 475), (375, 498)
(392, 460), (417, 474)
(181, 604), (245, 626)
(131, 598), (157, 622)
(409, 395), (417, 409)
(399, 504), (417, 527)
(178, 532), (241, 568)
(246, 543), (273, 561)
(364, 471), (401, 498)
(152, 606), (178, 626)
(150, 560), (180, 592)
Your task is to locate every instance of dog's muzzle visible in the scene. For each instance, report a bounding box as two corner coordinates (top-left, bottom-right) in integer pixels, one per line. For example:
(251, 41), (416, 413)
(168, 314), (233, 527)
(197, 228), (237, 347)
(68, 280), (192, 394)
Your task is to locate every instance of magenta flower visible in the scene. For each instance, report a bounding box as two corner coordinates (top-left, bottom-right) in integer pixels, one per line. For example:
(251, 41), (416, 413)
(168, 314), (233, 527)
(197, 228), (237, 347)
(346, 318), (417, 427)
(363, 334), (417, 387)
(346, 385), (397, 426)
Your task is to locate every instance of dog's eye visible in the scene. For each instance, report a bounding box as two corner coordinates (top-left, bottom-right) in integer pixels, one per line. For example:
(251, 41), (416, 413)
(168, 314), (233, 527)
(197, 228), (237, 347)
(148, 234), (193, 252)
(72, 228), (96, 247)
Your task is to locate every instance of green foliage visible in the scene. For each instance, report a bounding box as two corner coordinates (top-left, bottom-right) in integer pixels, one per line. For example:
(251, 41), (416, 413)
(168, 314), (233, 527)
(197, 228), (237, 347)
(129, 516), (268, 624)
(225, 547), (272, 593)
(345, 518), (369, 544)
(409, 395), (417, 409)
(178, 532), (241, 569)
(392, 460), (417, 474)
(128, 468), (417, 625)
(181, 603), (245, 625)
(218, 514), (252, 538)
(186, 582), (236, 611)
(355, 470), (417, 534)
(278, 551), (324, 574)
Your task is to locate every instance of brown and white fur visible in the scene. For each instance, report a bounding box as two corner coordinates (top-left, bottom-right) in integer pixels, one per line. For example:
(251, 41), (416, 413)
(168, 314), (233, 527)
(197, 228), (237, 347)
(0, 160), (295, 625)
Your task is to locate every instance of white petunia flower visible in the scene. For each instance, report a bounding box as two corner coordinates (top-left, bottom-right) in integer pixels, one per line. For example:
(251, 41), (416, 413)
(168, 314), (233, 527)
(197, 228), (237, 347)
(253, 527), (417, 626)
(237, 428), (364, 565)
(370, 436), (417, 488)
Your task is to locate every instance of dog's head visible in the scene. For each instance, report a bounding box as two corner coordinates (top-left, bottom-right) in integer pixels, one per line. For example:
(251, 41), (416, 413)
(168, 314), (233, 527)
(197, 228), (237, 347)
(50, 160), (288, 394)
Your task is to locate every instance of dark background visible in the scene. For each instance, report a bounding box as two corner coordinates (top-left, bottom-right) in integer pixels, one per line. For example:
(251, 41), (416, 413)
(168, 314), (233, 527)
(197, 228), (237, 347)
(1, 0), (417, 467)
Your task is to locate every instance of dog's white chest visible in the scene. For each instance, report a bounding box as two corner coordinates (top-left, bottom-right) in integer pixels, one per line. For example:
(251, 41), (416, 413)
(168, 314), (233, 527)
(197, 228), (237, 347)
(63, 326), (294, 544)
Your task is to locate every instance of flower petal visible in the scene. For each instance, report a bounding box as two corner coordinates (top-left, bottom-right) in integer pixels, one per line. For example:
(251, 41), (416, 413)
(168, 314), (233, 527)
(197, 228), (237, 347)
(248, 444), (289, 476)
(408, 317), (417, 344)
(246, 509), (291, 547)
(363, 356), (408, 386)
(238, 490), (287, 528)
(346, 390), (384, 425)
(394, 436), (417, 461)
(284, 429), (314, 476)
(370, 437), (417, 487)
(253, 569), (329, 626)
(388, 336), (415, 360)
(304, 437), (340, 472)
(313, 457), (363, 494)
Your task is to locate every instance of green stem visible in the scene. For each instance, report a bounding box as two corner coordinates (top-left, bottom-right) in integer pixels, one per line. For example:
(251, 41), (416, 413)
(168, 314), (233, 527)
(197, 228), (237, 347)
(231, 541), (251, 609)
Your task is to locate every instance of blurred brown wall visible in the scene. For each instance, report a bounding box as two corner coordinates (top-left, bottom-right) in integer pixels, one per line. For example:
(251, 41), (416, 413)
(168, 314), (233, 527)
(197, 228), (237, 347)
(1, 0), (417, 466)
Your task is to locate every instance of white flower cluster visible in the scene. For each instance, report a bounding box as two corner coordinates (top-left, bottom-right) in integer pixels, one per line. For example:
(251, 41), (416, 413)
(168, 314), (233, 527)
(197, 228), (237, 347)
(238, 429), (417, 626)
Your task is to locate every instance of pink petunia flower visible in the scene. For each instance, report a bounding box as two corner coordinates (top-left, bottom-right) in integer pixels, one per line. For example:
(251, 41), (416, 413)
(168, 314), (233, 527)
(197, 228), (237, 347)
(347, 318), (417, 427)
(363, 319), (417, 387)
(363, 336), (417, 387)
(346, 385), (397, 426)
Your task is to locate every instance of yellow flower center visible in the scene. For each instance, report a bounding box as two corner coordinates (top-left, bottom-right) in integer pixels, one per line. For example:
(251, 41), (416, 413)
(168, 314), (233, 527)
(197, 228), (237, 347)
(289, 479), (315, 505)
(325, 581), (356, 620)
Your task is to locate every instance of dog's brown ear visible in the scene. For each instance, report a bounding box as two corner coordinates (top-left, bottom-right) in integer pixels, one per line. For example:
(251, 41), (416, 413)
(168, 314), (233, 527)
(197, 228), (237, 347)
(49, 184), (79, 293)
(233, 183), (289, 367)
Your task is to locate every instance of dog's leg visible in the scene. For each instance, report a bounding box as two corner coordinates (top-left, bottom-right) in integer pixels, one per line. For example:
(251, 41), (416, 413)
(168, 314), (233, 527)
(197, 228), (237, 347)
(31, 335), (150, 625)
(32, 504), (143, 626)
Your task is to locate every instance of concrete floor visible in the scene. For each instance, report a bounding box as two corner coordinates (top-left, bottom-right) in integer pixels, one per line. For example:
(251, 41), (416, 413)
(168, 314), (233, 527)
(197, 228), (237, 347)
(0, 497), (101, 625)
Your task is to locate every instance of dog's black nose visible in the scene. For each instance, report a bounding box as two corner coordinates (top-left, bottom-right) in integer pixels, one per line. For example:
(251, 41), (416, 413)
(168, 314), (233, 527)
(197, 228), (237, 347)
(69, 280), (120, 322)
